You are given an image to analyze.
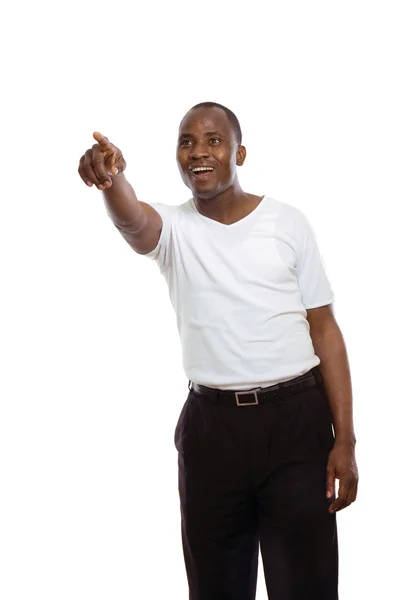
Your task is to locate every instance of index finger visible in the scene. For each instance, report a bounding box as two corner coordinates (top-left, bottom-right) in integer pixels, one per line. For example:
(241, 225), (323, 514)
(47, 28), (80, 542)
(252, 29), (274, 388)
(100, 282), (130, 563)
(93, 132), (112, 150)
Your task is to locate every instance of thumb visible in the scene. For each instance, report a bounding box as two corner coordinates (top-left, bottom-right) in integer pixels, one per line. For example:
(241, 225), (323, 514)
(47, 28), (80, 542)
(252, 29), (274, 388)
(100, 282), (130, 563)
(326, 465), (335, 498)
(104, 152), (117, 176)
(110, 153), (119, 175)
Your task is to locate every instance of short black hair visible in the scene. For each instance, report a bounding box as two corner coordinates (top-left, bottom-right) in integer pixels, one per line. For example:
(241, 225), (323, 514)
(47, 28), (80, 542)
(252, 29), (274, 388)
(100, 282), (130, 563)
(186, 101), (243, 145)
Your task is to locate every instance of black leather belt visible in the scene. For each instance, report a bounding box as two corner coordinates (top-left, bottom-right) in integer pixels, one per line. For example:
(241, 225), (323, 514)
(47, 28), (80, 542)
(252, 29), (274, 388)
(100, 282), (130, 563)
(189, 367), (323, 406)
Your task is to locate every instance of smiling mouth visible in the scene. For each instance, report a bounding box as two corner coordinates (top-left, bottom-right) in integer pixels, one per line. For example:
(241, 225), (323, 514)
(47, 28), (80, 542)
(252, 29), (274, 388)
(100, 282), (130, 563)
(190, 167), (215, 180)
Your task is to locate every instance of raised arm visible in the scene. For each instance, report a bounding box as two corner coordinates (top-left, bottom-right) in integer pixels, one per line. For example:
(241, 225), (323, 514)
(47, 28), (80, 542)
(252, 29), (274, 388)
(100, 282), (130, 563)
(78, 132), (162, 254)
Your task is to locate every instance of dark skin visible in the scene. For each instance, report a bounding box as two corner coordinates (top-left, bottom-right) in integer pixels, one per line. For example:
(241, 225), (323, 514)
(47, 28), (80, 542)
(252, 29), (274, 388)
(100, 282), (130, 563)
(176, 107), (263, 225)
(177, 107), (358, 513)
(79, 110), (358, 512)
(307, 305), (358, 513)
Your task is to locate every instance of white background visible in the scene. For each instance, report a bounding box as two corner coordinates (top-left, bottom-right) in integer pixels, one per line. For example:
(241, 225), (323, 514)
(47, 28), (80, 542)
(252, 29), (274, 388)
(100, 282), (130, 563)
(1, 1), (399, 598)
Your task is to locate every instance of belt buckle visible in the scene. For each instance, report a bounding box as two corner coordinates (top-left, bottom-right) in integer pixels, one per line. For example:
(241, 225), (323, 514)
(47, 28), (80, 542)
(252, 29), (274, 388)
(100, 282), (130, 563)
(235, 389), (260, 406)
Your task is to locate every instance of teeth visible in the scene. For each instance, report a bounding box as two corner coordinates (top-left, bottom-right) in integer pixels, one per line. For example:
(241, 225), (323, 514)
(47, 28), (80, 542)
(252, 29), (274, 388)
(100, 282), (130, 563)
(192, 167), (214, 172)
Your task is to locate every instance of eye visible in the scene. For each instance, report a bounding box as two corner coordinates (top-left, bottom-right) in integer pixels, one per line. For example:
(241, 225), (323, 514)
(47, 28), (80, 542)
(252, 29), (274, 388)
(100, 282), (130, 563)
(180, 140), (192, 147)
(210, 138), (221, 144)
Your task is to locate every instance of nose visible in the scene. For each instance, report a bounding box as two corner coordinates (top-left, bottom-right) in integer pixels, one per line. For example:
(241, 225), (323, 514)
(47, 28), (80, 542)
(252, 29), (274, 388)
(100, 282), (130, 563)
(190, 141), (210, 159)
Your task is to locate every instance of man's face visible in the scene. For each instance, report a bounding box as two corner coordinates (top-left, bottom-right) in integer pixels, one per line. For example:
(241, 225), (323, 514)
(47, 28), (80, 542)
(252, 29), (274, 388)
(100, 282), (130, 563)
(176, 107), (245, 199)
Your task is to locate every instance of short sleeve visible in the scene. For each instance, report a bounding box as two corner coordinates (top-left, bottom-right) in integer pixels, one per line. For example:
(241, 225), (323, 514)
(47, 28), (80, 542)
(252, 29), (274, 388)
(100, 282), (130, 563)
(141, 202), (175, 271)
(295, 213), (335, 309)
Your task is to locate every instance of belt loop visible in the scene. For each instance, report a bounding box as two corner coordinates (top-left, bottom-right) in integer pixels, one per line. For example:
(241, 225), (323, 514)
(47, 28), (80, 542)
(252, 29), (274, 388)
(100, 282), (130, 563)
(212, 389), (220, 406)
(312, 366), (324, 386)
(277, 381), (286, 399)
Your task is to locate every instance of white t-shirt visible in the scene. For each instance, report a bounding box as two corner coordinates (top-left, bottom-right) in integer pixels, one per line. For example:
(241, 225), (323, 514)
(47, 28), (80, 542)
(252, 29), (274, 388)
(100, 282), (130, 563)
(142, 195), (335, 390)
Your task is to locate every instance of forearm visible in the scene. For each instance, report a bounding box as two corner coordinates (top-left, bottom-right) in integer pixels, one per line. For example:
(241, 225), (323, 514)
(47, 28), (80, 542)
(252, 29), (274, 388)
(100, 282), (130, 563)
(312, 324), (356, 446)
(102, 172), (146, 232)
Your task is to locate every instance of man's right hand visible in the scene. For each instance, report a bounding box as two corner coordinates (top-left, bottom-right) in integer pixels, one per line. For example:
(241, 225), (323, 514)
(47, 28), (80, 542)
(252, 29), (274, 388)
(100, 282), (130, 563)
(78, 133), (127, 191)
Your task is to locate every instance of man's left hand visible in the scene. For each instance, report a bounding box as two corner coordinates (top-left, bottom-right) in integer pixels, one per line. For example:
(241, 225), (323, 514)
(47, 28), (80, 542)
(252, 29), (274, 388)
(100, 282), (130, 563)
(326, 441), (359, 513)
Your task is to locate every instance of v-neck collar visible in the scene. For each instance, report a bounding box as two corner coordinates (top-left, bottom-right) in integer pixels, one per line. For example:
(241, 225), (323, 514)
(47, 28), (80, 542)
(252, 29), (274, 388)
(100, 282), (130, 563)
(189, 195), (267, 228)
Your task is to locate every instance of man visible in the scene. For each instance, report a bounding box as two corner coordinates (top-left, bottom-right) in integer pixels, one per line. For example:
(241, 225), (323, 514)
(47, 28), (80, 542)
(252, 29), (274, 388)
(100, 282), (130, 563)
(78, 102), (358, 600)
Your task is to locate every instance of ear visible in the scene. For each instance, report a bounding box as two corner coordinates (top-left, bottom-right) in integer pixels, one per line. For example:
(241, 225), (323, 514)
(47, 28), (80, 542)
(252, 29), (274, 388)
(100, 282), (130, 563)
(236, 145), (246, 166)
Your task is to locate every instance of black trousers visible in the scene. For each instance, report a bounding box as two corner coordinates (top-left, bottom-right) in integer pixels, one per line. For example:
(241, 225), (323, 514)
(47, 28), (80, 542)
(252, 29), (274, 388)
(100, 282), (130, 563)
(174, 368), (338, 600)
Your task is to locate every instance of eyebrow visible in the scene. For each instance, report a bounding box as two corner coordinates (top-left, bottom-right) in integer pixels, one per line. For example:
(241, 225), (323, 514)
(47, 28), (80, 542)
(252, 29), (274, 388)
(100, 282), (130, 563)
(178, 130), (224, 140)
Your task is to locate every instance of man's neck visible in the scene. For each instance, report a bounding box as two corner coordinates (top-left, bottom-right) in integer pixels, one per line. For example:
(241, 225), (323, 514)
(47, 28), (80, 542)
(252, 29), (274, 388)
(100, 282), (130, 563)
(193, 186), (264, 226)
(193, 186), (253, 224)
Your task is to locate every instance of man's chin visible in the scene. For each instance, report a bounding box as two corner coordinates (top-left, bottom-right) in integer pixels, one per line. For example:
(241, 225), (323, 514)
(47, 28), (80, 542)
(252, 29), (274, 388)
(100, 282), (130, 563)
(189, 182), (219, 199)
